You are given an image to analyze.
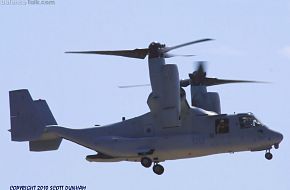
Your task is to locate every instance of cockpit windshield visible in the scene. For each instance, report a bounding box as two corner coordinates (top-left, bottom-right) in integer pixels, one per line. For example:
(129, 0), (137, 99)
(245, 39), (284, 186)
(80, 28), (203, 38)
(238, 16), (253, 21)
(239, 113), (263, 128)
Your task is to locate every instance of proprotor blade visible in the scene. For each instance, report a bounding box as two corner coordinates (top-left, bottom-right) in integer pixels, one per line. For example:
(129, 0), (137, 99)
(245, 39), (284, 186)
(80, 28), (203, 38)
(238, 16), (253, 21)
(163, 38), (214, 53)
(196, 61), (206, 75)
(181, 78), (267, 87)
(66, 38), (213, 59)
(65, 48), (149, 59)
(180, 79), (191, 87)
(118, 84), (150, 88)
(163, 53), (195, 58)
(188, 61), (207, 85)
(183, 60), (268, 87)
(202, 78), (268, 86)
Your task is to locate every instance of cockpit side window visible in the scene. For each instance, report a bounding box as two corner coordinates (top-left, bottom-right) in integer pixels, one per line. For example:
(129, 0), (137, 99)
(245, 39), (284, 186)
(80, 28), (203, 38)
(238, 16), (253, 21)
(215, 118), (229, 134)
(239, 115), (262, 129)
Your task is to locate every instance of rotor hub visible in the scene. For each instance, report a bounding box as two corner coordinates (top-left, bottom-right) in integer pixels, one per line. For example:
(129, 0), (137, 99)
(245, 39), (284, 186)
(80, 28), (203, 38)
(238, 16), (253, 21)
(148, 42), (165, 59)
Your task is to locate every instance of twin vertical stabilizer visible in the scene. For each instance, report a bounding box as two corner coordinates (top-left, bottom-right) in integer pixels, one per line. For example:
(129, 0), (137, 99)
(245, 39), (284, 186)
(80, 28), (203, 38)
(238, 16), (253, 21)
(9, 89), (62, 151)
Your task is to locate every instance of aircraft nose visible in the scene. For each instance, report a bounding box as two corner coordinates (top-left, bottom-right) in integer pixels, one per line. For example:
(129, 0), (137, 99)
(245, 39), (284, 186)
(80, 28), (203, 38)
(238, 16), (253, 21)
(272, 131), (283, 149)
(276, 132), (283, 143)
(268, 130), (283, 143)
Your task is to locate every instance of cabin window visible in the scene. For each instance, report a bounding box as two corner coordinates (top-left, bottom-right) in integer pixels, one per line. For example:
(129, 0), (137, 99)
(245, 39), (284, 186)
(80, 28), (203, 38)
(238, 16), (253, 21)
(215, 118), (229, 134)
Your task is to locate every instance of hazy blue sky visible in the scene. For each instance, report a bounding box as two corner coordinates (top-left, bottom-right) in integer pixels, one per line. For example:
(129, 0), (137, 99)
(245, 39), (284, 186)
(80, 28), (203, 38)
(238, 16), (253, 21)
(1, 0), (290, 189)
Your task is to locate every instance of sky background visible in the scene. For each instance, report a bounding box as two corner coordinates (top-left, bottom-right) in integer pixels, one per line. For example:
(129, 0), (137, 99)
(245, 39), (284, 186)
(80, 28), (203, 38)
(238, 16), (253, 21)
(1, 0), (290, 189)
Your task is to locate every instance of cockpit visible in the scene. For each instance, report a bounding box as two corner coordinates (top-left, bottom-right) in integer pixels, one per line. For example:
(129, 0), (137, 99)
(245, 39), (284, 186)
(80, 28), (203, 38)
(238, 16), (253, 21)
(238, 113), (263, 129)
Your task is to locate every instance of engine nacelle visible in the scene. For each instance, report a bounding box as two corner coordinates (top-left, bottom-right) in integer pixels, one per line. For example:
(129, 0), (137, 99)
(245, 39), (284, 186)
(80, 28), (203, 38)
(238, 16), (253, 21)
(147, 64), (181, 128)
(190, 86), (221, 114)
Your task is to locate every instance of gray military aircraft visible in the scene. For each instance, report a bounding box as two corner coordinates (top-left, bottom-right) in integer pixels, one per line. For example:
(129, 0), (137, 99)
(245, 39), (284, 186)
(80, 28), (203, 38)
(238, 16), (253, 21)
(9, 39), (283, 175)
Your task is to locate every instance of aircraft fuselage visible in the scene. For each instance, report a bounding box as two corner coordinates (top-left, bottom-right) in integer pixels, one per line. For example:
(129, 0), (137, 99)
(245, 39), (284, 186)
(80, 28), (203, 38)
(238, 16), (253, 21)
(45, 110), (283, 163)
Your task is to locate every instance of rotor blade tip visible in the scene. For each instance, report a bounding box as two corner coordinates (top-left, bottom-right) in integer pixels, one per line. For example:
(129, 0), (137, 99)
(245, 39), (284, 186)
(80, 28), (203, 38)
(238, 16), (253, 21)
(205, 38), (215, 41)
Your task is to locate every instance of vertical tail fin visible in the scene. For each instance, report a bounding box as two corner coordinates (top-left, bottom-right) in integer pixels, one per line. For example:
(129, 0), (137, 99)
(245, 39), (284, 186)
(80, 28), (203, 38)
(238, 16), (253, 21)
(9, 89), (62, 151)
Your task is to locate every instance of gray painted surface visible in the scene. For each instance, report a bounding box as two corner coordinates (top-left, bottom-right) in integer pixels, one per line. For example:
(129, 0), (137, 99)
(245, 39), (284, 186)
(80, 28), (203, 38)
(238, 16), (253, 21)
(8, 51), (283, 174)
(9, 89), (283, 163)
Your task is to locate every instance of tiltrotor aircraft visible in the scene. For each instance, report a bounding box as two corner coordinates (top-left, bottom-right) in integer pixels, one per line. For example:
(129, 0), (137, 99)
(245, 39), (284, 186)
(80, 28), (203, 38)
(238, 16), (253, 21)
(9, 39), (283, 175)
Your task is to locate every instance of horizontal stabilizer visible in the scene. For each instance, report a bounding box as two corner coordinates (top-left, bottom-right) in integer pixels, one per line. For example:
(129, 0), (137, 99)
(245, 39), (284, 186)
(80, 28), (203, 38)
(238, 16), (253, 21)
(29, 138), (62, 151)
